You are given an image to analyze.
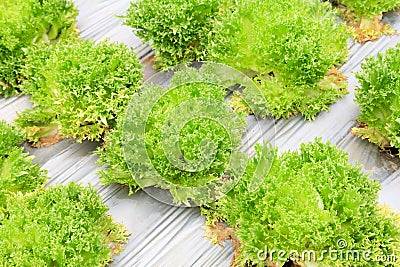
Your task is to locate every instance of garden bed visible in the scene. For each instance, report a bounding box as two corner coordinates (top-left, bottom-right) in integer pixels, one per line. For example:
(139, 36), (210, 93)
(0, 0), (399, 266)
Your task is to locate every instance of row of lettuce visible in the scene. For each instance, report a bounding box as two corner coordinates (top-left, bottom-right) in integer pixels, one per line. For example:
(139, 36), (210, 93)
(1, 0), (400, 150)
(0, 2), (134, 265)
(2, 119), (400, 266)
(2, 117), (400, 266)
(0, 0), (400, 266)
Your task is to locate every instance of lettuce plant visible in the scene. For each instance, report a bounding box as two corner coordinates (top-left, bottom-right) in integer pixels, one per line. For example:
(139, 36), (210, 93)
(0, 182), (130, 266)
(0, 0), (78, 96)
(333, 0), (400, 42)
(202, 139), (400, 266)
(0, 121), (47, 206)
(124, 0), (226, 69)
(0, 122), (129, 265)
(208, 0), (349, 120)
(16, 39), (143, 146)
(97, 65), (247, 205)
(352, 44), (400, 155)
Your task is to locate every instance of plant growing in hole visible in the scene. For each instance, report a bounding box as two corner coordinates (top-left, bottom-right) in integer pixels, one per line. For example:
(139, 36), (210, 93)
(202, 139), (400, 266)
(15, 39), (143, 147)
(97, 65), (248, 205)
(331, 0), (400, 42)
(0, 0), (78, 96)
(208, 0), (349, 120)
(352, 44), (400, 156)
